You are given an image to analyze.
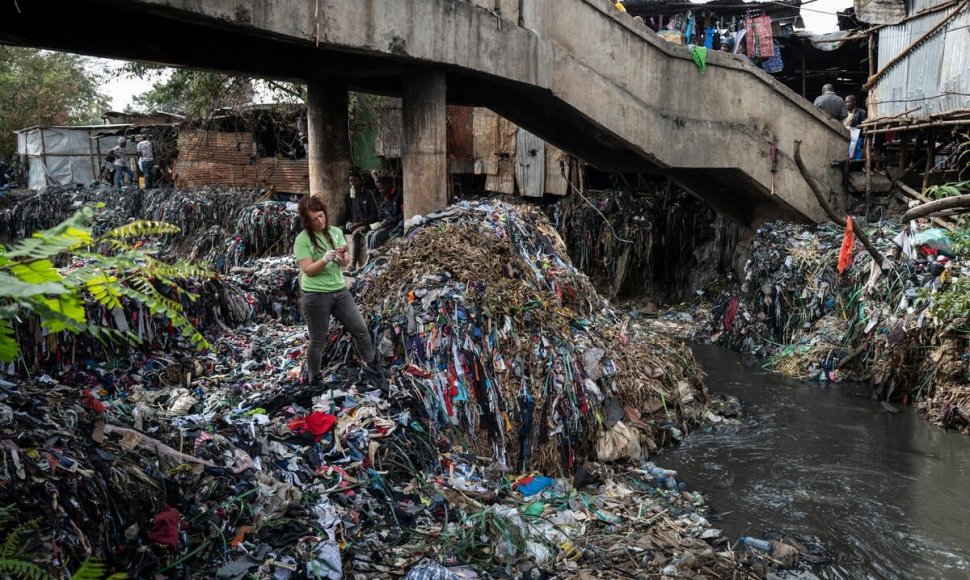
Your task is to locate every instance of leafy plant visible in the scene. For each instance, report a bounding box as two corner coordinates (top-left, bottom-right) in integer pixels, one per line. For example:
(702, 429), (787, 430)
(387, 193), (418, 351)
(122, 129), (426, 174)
(0, 207), (212, 362)
(0, 506), (48, 580)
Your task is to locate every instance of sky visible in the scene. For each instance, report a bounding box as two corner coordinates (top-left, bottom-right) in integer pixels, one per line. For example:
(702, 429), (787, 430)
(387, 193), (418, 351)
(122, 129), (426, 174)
(97, 0), (854, 111)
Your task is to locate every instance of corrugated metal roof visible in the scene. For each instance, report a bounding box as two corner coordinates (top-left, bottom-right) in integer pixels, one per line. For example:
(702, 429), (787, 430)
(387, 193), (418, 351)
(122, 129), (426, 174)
(908, 0), (953, 15)
(872, 2), (970, 119)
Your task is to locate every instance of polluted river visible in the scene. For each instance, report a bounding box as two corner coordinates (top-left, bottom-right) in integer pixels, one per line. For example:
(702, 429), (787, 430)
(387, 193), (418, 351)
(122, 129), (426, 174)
(661, 345), (970, 579)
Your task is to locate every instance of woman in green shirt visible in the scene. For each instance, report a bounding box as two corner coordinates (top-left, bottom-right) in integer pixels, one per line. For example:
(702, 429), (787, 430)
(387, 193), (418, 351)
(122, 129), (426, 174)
(295, 195), (377, 384)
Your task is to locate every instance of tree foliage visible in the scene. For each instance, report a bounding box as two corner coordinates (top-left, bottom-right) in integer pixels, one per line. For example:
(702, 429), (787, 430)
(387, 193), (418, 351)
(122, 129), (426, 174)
(124, 64), (305, 117)
(0, 208), (212, 363)
(0, 46), (108, 159)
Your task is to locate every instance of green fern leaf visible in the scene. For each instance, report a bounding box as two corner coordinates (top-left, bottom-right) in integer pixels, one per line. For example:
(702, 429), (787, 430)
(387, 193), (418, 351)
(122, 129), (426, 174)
(0, 558), (51, 580)
(69, 557), (106, 580)
(0, 320), (17, 363)
(9, 260), (62, 285)
(0, 272), (67, 299)
(100, 221), (181, 240)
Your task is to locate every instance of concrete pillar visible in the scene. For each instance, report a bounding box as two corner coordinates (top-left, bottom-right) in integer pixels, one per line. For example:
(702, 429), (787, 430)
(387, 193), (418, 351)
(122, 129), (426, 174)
(306, 78), (350, 222)
(402, 69), (448, 220)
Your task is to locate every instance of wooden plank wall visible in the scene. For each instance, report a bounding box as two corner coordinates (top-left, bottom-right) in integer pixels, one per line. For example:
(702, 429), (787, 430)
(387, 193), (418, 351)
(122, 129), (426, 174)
(175, 130), (310, 193)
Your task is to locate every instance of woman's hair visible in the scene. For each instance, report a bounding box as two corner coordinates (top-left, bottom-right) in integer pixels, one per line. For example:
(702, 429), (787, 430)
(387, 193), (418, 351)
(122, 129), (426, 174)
(297, 195), (336, 253)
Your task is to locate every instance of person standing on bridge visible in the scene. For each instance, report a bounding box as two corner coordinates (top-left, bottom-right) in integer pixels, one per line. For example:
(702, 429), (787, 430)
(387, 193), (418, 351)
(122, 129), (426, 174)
(843, 95), (867, 128)
(814, 84), (847, 121)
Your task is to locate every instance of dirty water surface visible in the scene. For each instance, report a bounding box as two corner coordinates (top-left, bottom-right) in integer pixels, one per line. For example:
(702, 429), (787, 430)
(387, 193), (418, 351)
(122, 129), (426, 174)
(660, 345), (970, 580)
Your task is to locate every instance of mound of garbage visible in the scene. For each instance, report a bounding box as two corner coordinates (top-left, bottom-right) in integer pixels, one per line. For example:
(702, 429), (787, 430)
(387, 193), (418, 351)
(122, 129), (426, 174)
(699, 219), (968, 434)
(0, 192), (766, 578)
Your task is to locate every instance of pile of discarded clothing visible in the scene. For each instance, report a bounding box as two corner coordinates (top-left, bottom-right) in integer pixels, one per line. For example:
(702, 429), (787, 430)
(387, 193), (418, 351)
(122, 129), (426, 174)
(0, 196), (765, 578)
(346, 200), (707, 475)
(552, 188), (740, 302)
(702, 219), (968, 433)
(0, 184), (298, 273)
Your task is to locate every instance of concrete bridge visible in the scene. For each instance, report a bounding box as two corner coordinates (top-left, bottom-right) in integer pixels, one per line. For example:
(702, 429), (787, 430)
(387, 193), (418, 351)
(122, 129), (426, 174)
(0, 0), (848, 226)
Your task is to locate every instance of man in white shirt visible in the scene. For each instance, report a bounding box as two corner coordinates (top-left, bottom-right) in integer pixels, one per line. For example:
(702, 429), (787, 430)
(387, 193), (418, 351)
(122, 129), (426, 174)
(111, 137), (133, 188)
(136, 137), (155, 188)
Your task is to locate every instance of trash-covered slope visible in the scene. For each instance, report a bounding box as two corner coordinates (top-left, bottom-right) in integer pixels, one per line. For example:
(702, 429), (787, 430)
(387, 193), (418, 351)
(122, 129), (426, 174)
(699, 219), (968, 434)
(347, 201), (707, 475)
(0, 190), (767, 578)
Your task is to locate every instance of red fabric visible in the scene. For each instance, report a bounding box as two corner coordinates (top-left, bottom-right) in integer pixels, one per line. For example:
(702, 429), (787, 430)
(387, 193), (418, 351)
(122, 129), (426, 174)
(724, 296), (740, 331)
(287, 411), (337, 442)
(148, 508), (181, 548)
(838, 216), (855, 273)
(745, 15), (775, 58)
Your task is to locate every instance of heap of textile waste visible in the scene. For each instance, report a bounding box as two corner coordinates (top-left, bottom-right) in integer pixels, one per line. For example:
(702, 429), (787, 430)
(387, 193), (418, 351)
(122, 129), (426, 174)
(697, 219), (968, 434)
(0, 193), (766, 578)
(551, 188), (739, 301)
(345, 200), (707, 475)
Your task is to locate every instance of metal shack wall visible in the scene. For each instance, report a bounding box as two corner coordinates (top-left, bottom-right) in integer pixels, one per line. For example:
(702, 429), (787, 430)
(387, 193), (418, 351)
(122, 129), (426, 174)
(872, 3), (970, 119)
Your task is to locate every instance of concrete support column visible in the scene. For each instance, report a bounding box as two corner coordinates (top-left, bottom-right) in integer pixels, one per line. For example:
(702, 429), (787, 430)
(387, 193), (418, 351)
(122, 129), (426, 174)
(306, 78), (350, 222)
(401, 68), (448, 221)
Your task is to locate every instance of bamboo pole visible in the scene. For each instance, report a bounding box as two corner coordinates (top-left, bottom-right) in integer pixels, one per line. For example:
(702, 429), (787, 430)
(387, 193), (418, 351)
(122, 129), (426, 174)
(793, 140), (890, 268)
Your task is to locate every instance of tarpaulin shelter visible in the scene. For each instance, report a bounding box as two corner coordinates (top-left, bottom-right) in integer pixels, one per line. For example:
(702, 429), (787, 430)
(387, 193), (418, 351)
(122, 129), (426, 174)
(15, 124), (134, 190)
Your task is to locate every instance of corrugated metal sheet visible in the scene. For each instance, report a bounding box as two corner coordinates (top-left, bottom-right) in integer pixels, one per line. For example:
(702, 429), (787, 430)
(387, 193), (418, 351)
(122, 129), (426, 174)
(873, 3), (970, 119)
(515, 129), (545, 198)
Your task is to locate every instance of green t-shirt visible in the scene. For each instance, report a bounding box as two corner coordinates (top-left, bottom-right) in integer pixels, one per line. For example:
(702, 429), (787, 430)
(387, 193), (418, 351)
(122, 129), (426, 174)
(294, 227), (347, 293)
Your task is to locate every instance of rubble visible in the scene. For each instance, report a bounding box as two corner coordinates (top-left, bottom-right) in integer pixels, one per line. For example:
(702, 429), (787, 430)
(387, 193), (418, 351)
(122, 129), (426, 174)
(0, 191), (758, 578)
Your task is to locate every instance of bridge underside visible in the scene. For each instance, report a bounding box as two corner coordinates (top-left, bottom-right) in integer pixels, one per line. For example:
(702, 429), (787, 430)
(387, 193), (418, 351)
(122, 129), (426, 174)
(0, 0), (846, 226)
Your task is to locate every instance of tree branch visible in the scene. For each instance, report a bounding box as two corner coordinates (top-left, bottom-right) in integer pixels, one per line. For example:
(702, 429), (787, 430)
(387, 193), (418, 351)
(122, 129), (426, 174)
(902, 194), (970, 222)
(792, 139), (890, 268)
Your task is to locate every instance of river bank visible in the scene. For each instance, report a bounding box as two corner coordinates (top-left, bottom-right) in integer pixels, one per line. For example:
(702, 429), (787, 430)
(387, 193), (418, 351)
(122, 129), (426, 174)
(632, 218), (968, 438)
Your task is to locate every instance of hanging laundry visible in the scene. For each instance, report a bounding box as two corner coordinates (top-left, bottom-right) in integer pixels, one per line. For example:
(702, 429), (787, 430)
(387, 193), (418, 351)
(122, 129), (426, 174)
(688, 45), (709, 74)
(745, 14), (775, 58)
(704, 26), (716, 49)
(760, 41), (784, 74)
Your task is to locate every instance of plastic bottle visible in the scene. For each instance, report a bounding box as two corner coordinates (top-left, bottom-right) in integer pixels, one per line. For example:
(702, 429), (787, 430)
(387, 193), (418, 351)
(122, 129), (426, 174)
(739, 536), (772, 552)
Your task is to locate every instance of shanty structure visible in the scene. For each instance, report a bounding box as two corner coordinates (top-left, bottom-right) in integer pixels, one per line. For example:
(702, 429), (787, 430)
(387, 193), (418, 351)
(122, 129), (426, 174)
(861, 0), (970, 131)
(850, 0), (968, 229)
(15, 124), (135, 190)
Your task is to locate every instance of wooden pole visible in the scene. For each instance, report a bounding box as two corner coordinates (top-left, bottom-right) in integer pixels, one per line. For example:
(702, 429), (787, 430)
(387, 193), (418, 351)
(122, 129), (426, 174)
(895, 180), (957, 230)
(922, 133), (935, 193)
(901, 194), (970, 222)
(793, 140), (890, 268)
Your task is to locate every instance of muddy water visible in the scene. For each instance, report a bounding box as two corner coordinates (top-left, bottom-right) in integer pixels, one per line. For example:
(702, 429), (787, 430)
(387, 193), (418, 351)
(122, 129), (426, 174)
(660, 346), (970, 580)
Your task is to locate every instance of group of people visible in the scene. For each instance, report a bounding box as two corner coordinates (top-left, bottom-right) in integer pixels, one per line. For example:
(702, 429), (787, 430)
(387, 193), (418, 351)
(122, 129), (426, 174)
(293, 171), (405, 386)
(813, 84), (867, 129)
(814, 84), (867, 160)
(104, 136), (156, 189)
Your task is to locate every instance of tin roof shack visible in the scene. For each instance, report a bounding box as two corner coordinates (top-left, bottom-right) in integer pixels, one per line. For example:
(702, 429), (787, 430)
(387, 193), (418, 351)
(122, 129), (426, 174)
(174, 105), (310, 194)
(854, 0), (969, 222)
(15, 124), (133, 190)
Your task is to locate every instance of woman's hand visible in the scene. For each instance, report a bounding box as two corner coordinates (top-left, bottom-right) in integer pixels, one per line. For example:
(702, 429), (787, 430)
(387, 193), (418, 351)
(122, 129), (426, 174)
(336, 246), (351, 267)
